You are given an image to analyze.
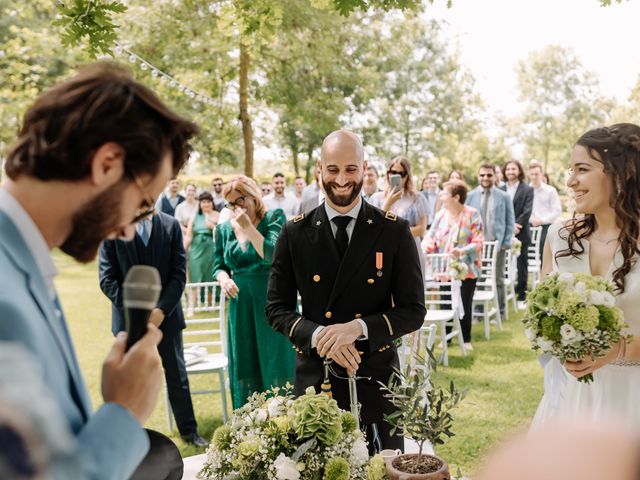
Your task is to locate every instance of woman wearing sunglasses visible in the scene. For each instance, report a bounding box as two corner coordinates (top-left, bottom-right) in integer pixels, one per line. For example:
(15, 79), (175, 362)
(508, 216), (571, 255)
(370, 155), (429, 275)
(212, 175), (295, 409)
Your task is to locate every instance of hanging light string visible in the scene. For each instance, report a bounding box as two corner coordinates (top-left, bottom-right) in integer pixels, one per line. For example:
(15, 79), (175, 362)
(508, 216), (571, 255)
(114, 42), (216, 106)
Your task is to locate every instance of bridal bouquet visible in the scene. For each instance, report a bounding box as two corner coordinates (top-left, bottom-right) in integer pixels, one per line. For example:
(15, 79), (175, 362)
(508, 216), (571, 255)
(510, 237), (522, 257)
(522, 272), (627, 383)
(198, 385), (386, 480)
(449, 258), (469, 281)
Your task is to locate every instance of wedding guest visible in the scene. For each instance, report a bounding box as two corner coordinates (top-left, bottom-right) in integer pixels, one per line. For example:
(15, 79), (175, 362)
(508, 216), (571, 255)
(294, 176), (306, 201)
(185, 192), (218, 286)
(0, 62), (198, 478)
(423, 180), (483, 351)
(421, 170), (441, 228)
(213, 175), (295, 408)
(263, 173), (299, 219)
(362, 165), (381, 202)
(532, 123), (640, 428)
(466, 164), (515, 318)
(155, 178), (185, 216)
(211, 177), (226, 212)
(174, 183), (198, 239)
(260, 182), (273, 197)
(503, 160), (534, 308)
(494, 164), (506, 188)
(529, 162), (562, 259)
(370, 156), (429, 275)
(448, 169), (463, 181)
(299, 166), (323, 215)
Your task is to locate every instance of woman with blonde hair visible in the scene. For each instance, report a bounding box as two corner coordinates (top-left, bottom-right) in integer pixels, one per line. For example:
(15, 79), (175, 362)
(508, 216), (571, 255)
(370, 155), (429, 274)
(212, 175), (295, 408)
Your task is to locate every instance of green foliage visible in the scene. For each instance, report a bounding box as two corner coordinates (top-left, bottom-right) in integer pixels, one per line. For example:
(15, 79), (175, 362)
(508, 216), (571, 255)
(380, 349), (465, 460)
(55, 0), (126, 57)
(331, 0), (449, 15)
(323, 457), (350, 480)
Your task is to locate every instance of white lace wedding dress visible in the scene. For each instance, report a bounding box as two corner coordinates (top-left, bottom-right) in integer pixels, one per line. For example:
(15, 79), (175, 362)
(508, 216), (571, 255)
(532, 222), (640, 428)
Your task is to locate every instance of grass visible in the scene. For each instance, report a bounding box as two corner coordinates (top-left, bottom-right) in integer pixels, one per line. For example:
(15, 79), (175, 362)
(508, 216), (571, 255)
(53, 251), (543, 475)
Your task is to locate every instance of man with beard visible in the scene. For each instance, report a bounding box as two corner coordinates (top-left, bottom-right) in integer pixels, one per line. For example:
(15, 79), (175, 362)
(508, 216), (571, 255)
(266, 130), (425, 452)
(0, 63), (198, 479)
(263, 172), (299, 219)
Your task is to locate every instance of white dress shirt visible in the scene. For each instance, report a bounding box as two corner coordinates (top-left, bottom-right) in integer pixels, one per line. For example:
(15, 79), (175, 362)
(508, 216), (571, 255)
(531, 182), (562, 225)
(263, 193), (300, 219)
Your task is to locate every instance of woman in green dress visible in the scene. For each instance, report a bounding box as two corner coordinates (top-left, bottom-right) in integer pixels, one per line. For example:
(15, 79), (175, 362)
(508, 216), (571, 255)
(186, 191), (219, 285)
(213, 175), (295, 409)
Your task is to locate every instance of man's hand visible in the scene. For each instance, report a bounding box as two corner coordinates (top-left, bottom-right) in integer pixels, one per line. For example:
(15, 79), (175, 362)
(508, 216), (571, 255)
(327, 344), (361, 374)
(102, 324), (164, 425)
(148, 308), (165, 328)
(531, 217), (542, 227)
(317, 320), (363, 358)
(514, 223), (522, 235)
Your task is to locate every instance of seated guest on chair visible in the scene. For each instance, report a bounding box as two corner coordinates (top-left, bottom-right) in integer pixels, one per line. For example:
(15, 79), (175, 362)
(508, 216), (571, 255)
(99, 211), (207, 448)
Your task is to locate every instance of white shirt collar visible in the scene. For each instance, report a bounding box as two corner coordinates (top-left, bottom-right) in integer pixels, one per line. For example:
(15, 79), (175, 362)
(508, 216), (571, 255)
(0, 188), (58, 284)
(324, 196), (362, 222)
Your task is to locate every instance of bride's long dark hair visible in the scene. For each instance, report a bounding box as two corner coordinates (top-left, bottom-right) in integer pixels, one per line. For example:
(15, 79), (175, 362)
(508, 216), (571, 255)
(556, 123), (640, 293)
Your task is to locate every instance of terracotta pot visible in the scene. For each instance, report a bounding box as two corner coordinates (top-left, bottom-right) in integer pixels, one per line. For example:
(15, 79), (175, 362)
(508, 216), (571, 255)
(385, 453), (450, 480)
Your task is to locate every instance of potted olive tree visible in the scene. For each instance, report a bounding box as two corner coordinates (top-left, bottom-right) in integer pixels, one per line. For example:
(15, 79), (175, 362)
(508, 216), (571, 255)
(379, 350), (465, 479)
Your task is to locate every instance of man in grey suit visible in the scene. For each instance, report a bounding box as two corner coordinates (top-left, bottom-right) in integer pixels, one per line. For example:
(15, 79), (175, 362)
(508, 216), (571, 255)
(466, 163), (515, 317)
(299, 166), (324, 214)
(0, 63), (198, 479)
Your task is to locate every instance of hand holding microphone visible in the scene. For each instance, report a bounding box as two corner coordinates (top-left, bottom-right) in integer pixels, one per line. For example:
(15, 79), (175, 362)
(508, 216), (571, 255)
(101, 266), (164, 424)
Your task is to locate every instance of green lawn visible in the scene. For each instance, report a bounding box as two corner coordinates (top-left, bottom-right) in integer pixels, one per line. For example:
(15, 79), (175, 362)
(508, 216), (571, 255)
(53, 251), (543, 476)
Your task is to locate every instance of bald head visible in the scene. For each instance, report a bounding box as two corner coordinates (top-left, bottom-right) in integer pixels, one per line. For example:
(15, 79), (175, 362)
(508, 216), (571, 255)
(320, 130), (364, 165)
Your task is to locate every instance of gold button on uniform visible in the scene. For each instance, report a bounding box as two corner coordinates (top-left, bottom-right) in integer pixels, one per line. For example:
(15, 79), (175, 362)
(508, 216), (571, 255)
(325, 311), (332, 319)
(313, 275), (321, 282)
(367, 278), (375, 285)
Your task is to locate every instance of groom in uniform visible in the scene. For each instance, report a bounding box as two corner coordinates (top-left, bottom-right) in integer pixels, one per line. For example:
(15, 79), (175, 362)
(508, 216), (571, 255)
(266, 130), (425, 451)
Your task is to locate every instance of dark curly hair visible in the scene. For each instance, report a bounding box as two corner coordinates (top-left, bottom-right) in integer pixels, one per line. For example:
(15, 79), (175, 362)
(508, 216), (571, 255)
(556, 123), (640, 292)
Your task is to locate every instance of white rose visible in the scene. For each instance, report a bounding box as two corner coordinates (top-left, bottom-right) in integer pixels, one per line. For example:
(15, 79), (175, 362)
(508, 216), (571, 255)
(273, 453), (301, 480)
(602, 291), (616, 308)
(248, 408), (268, 424)
(267, 397), (286, 417)
(350, 438), (369, 467)
(558, 272), (574, 285)
(537, 338), (554, 353)
(524, 328), (537, 342)
(560, 324), (577, 341)
(588, 290), (604, 306)
(574, 281), (586, 293)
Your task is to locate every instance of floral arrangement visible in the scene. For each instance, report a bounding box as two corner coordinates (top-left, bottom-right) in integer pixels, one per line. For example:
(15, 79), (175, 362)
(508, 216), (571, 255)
(522, 272), (628, 383)
(448, 258), (469, 281)
(198, 385), (387, 480)
(510, 237), (522, 257)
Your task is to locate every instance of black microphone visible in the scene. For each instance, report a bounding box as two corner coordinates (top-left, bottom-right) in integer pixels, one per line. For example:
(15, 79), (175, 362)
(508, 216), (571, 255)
(123, 265), (162, 351)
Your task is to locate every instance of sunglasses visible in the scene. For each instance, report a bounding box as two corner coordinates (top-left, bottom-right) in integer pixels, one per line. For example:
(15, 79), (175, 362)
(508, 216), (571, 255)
(132, 176), (156, 224)
(388, 169), (408, 178)
(226, 195), (247, 208)
(479, 173), (494, 178)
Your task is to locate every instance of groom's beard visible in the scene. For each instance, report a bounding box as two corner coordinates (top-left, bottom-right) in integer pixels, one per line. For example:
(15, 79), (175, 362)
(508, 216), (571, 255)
(60, 182), (127, 263)
(322, 178), (363, 207)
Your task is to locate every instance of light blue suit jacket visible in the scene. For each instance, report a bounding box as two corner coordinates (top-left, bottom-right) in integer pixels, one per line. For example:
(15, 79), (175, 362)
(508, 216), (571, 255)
(0, 211), (149, 479)
(466, 186), (515, 249)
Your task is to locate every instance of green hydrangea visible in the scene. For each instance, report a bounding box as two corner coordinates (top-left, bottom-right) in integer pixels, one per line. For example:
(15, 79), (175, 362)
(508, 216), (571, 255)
(212, 425), (232, 450)
(555, 290), (583, 317)
(366, 455), (386, 480)
(341, 411), (357, 433)
(567, 305), (600, 332)
(540, 315), (563, 342)
(237, 436), (261, 457)
(291, 390), (342, 445)
(271, 415), (292, 434)
(323, 457), (350, 480)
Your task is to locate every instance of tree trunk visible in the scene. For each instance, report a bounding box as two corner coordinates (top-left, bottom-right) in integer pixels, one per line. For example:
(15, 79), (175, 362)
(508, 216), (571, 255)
(239, 43), (254, 177)
(292, 147), (300, 176)
(305, 144), (315, 184)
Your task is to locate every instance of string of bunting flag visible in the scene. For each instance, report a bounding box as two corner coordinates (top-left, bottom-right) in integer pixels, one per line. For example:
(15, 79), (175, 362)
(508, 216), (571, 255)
(113, 42), (217, 107)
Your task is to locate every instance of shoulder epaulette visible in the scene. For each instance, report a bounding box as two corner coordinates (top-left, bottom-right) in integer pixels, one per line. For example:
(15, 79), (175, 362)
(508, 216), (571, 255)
(384, 211), (397, 222)
(293, 214), (305, 223)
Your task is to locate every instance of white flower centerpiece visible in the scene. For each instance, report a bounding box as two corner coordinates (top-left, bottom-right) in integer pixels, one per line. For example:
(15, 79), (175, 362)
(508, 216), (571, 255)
(198, 385), (386, 480)
(522, 272), (629, 383)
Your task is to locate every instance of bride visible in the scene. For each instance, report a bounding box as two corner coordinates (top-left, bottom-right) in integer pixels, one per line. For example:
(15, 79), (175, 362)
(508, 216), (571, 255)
(533, 123), (640, 427)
